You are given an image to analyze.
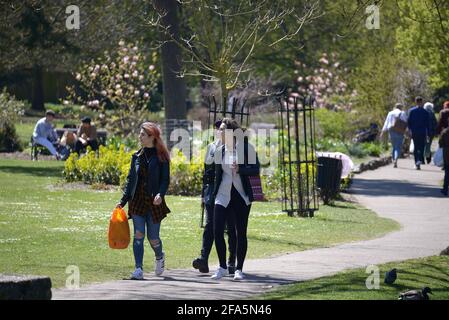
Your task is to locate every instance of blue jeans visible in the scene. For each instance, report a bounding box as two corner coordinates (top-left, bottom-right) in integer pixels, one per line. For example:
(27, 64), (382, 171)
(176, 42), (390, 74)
(389, 130), (404, 161)
(412, 134), (426, 165)
(132, 212), (163, 269)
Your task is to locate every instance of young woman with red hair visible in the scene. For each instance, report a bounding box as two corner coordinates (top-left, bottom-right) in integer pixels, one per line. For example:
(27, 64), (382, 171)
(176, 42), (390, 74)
(116, 122), (171, 279)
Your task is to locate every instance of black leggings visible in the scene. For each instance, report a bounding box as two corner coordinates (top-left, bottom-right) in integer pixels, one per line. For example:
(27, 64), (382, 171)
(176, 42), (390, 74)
(214, 186), (251, 271)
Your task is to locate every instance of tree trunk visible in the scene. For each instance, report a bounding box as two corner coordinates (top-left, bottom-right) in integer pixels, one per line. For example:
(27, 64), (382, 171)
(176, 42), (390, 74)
(31, 65), (45, 111)
(153, 0), (187, 120)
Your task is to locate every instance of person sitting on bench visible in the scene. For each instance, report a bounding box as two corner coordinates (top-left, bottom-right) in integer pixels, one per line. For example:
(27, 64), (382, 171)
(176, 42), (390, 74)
(32, 110), (62, 160)
(75, 117), (98, 154)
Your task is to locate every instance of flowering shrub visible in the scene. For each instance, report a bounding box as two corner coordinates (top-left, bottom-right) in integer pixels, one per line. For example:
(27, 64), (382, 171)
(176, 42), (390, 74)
(63, 145), (205, 196)
(62, 141), (319, 199)
(0, 89), (24, 152)
(66, 40), (160, 137)
(168, 148), (204, 196)
(290, 53), (357, 111)
(63, 144), (132, 186)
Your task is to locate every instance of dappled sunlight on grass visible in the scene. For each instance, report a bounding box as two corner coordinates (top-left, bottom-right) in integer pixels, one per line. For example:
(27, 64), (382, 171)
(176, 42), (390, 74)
(254, 256), (449, 300)
(0, 159), (399, 288)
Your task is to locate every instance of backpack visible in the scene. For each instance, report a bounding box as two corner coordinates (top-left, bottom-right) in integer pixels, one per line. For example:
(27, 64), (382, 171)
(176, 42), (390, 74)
(391, 112), (407, 134)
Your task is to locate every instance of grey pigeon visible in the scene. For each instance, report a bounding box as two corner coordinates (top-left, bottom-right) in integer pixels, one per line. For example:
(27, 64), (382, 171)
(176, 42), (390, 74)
(398, 287), (432, 300)
(384, 268), (397, 284)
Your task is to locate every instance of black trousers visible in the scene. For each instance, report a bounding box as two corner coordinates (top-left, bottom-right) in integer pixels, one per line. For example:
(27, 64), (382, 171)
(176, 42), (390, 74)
(214, 186), (251, 271)
(75, 139), (98, 154)
(444, 165), (449, 192)
(201, 203), (236, 265)
(412, 134), (426, 165)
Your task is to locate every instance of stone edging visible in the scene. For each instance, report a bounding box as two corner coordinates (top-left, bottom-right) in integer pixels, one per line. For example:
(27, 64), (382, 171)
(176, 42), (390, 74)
(352, 155), (392, 174)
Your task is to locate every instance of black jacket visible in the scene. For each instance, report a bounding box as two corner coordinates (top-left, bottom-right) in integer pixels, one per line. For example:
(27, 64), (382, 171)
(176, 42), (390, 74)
(212, 141), (260, 202)
(120, 148), (170, 207)
(201, 142), (220, 207)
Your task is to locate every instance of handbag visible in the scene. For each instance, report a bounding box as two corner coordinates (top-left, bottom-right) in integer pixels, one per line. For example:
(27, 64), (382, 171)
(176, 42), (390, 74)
(108, 207), (130, 249)
(248, 174), (265, 201)
(433, 148), (444, 167)
(391, 113), (407, 134)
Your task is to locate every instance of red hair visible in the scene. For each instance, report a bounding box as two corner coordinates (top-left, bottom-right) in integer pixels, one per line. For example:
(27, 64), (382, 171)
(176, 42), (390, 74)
(141, 122), (170, 162)
(444, 101), (449, 109)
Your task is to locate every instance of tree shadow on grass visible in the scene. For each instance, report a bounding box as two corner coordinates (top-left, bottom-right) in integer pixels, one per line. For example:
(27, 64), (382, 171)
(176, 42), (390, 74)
(0, 165), (63, 178)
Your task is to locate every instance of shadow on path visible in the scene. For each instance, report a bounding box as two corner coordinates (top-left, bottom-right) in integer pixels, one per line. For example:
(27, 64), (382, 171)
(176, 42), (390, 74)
(350, 178), (442, 198)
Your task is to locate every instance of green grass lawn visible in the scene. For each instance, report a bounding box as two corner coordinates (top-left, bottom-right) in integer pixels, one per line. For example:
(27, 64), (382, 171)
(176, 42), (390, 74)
(0, 159), (400, 288)
(254, 255), (449, 300)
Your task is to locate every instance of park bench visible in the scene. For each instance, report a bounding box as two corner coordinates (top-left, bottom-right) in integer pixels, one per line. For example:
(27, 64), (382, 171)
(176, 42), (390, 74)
(30, 124), (108, 160)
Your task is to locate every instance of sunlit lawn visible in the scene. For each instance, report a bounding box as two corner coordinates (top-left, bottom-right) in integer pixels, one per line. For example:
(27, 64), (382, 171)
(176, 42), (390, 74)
(254, 255), (449, 300)
(0, 158), (399, 288)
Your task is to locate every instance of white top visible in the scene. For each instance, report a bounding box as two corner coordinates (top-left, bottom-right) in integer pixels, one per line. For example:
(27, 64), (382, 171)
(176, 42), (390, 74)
(382, 108), (408, 132)
(32, 117), (58, 141)
(204, 140), (221, 165)
(214, 144), (251, 208)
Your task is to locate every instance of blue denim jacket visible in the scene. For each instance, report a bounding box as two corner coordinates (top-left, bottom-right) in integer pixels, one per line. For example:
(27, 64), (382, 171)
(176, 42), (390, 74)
(120, 148), (170, 207)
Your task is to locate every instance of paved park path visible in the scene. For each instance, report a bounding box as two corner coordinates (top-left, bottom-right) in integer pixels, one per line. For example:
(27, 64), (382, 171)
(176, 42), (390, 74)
(52, 158), (449, 300)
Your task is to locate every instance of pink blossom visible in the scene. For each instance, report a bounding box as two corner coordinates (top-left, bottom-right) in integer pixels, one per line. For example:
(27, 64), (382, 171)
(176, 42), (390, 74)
(297, 76), (303, 82)
(124, 74), (130, 79)
(140, 85), (145, 90)
(143, 92), (149, 99)
(123, 56), (130, 64)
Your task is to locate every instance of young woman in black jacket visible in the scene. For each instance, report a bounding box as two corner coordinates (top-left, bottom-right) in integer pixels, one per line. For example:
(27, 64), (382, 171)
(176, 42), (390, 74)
(211, 118), (260, 281)
(116, 122), (170, 280)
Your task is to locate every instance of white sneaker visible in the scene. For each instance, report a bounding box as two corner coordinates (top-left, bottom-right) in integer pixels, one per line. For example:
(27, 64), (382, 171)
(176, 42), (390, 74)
(233, 269), (245, 281)
(131, 267), (144, 280)
(211, 267), (228, 280)
(155, 253), (165, 276)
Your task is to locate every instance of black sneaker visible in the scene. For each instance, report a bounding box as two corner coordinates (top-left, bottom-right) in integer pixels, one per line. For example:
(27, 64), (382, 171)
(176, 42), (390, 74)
(227, 264), (236, 275)
(440, 189), (448, 196)
(192, 257), (209, 273)
(426, 157), (432, 164)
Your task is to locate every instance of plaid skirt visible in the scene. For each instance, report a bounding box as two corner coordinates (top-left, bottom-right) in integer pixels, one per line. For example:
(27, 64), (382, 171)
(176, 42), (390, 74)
(128, 165), (170, 224)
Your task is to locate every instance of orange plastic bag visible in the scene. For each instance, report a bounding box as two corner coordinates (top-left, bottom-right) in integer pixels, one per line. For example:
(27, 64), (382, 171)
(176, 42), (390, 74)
(108, 207), (130, 249)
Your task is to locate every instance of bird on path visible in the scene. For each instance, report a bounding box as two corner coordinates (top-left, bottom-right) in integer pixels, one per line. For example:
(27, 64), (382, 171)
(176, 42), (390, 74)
(384, 268), (397, 284)
(398, 287), (432, 300)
